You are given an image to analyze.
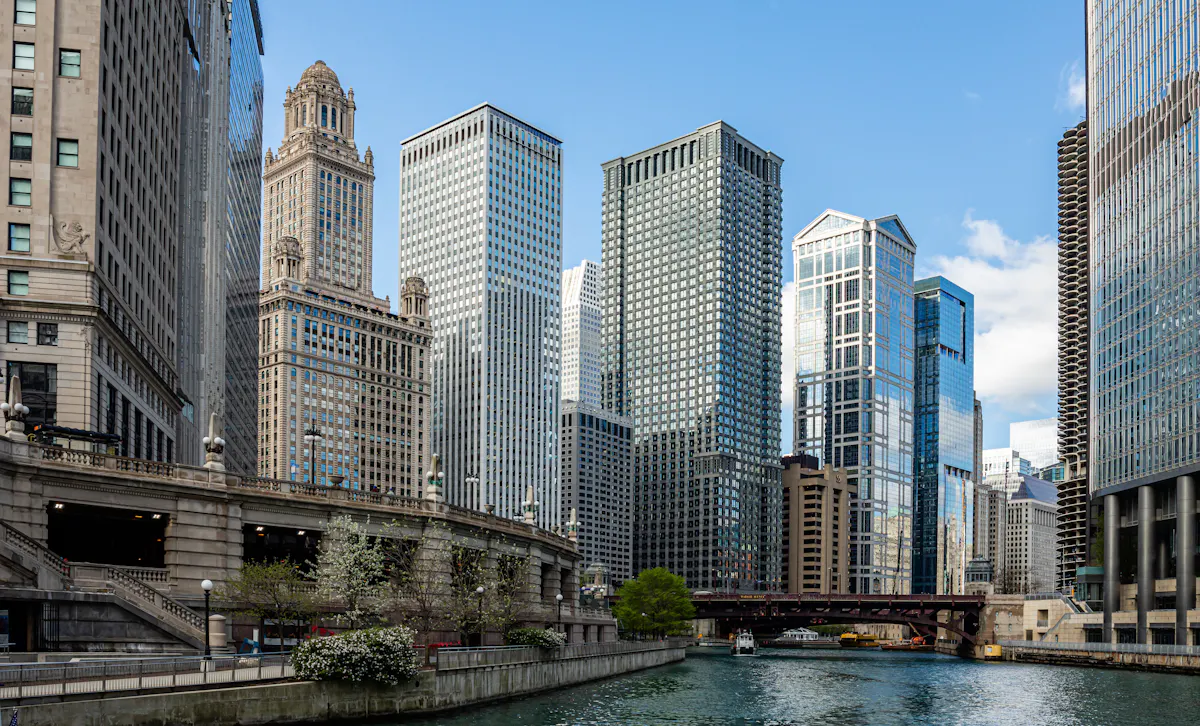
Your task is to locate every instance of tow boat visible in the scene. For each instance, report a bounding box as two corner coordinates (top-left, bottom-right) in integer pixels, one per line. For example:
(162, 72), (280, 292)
(880, 634), (934, 652)
(730, 632), (757, 656)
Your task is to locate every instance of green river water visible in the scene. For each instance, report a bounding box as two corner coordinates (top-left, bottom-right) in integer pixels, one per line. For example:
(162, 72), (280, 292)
(389, 647), (1200, 725)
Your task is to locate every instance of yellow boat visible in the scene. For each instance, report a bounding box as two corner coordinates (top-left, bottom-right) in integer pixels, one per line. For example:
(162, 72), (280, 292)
(839, 632), (880, 648)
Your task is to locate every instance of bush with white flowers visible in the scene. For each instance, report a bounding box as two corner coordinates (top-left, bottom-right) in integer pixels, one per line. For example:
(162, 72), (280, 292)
(505, 627), (567, 648)
(291, 626), (420, 686)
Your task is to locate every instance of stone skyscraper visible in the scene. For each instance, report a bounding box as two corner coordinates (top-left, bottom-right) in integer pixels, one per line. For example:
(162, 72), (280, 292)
(258, 62), (430, 496)
(912, 277), (975, 595)
(177, 0), (265, 474)
(1056, 120), (1088, 593)
(1087, 0), (1200, 645)
(602, 122), (783, 592)
(0, 0), (262, 465)
(793, 210), (915, 595)
(399, 105), (562, 528)
(561, 260), (602, 408)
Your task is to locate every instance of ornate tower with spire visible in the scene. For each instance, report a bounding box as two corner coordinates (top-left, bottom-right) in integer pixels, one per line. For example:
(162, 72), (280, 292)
(262, 60), (376, 303)
(257, 62), (430, 497)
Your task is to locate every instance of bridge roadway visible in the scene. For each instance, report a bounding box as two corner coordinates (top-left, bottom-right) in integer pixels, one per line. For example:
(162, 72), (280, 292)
(691, 593), (986, 647)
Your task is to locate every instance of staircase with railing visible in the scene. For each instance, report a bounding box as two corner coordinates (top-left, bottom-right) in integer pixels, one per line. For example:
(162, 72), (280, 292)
(0, 521), (204, 648)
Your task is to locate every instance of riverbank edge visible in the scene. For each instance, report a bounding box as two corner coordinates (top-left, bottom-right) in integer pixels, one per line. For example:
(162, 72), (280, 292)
(1005, 646), (1200, 675)
(2, 643), (686, 726)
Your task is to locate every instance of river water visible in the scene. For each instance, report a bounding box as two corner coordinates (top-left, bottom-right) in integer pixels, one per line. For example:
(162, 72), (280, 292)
(392, 647), (1200, 725)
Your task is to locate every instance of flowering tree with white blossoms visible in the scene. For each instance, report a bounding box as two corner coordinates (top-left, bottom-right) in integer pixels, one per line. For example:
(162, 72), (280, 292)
(311, 515), (387, 629)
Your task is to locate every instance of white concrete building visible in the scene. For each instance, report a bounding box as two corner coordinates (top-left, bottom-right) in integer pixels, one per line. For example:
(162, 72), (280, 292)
(398, 104), (562, 528)
(561, 260), (602, 408)
(1009, 418), (1058, 471)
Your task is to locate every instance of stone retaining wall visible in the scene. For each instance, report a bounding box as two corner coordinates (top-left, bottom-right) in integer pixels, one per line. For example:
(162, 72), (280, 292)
(2, 643), (686, 725)
(1005, 645), (1200, 674)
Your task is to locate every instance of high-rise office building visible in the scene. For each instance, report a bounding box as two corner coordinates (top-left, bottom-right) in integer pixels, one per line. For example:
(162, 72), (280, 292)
(562, 260), (602, 408)
(0, 0), (267, 463)
(912, 277), (975, 595)
(793, 210), (915, 595)
(1056, 120), (1089, 593)
(399, 105), (562, 528)
(258, 62), (431, 496)
(983, 448), (1034, 481)
(602, 122), (783, 592)
(781, 455), (851, 593)
(177, 0), (265, 474)
(560, 401), (633, 586)
(1009, 418), (1059, 471)
(1088, 1), (1200, 645)
(1003, 477), (1058, 595)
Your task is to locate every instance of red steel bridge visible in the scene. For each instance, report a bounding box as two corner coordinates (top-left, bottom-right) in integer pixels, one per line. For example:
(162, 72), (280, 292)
(690, 593), (987, 650)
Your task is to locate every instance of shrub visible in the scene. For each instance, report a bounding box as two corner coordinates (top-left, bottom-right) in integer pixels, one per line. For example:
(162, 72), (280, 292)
(291, 626), (420, 685)
(506, 627), (567, 648)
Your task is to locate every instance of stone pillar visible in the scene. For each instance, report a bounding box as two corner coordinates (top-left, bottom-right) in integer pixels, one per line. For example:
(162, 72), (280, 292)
(1178, 475), (1196, 646)
(1137, 485), (1155, 644)
(1104, 493), (1120, 643)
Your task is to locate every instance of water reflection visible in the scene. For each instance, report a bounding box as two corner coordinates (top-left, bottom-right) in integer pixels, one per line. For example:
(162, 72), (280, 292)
(391, 648), (1200, 726)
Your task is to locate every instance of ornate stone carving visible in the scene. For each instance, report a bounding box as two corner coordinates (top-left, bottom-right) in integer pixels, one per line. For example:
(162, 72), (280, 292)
(275, 236), (302, 258)
(50, 215), (90, 256)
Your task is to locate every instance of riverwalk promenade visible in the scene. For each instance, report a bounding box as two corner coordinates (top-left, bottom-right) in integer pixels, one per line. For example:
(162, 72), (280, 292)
(0, 641), (685, 726)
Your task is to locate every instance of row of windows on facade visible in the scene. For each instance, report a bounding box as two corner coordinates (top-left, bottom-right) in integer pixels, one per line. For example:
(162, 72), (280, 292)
(13, 43), (81, 77)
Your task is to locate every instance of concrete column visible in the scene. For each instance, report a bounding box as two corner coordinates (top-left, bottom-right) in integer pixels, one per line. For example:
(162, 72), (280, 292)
(1178, 475), (1196, 646)
(1137, 485), (1155, 644)
(1104, 493), (1120, 643)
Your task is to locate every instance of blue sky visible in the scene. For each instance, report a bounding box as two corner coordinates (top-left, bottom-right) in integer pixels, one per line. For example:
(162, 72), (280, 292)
(258, 0), (1085, 452)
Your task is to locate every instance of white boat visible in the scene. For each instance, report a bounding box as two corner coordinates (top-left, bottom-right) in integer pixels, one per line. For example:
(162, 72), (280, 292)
(730, 632), (757, 656)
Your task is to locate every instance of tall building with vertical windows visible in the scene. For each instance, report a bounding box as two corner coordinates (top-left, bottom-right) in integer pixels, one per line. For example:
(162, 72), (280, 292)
(398, 105), (562, 529)
(0, 0), (265, 464)
(912, 276), (975, 595)
(176, 0), (265, 474)
(1056, 120), (1089, 592)
(793, 210), (916, 595)
(602, 122), (783, 592)
(560, 401), (632, 586)
(258, 62), (430, 497)
(1087, 1), (1200, 645)
(561, 260), (602, 408)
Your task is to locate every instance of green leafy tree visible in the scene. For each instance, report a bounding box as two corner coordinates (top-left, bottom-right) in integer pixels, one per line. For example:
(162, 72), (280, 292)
(310, 515), (387, 629)
(613, 568), (695, 637)
(219, 559), (315, 652)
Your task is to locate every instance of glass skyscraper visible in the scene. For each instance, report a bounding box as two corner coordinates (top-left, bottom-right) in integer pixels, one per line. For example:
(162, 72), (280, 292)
(602, 122), (783, 592)
(912, 276), (975, 595)
(793, 210), (915, 595)
(399, 105), (563, 529)
(1087, 0), (1200, 645)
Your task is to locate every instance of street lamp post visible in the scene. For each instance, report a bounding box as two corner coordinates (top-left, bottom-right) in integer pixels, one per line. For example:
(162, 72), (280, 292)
(201, 579), (214, 659)
(303, 420), (323, 486)
(556, 592), (564, 636)
(475, 585), (485, 646)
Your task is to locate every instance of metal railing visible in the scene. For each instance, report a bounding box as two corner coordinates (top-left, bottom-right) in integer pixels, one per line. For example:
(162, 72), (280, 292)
(0, 653), (292, 701)
(1000, 640), (1200, 657)
(434, 640), (673, 671)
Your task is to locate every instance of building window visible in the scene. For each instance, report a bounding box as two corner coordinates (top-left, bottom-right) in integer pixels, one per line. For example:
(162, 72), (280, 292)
(6, 321), (28, 344)
(58, 50), (80, 78)
(37, 323), (57, 346)
(8, 224), (30, 253)
(6, 361), (56, 428)
(11, 88), (33, 116)
(9, 178), (31, 206)
(321, 105), (327, 127)
(56, 139), (78, 167)
(10, 132), (32, 162)
(8, 271), (29, 296)
(14, 43), (34, 71)
(15, 0), (35, 24)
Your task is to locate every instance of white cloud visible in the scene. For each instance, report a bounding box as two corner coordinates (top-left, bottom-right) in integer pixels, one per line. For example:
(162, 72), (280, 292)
(1057, 60), (1086, 113)
(963, 90), (982, 102)
(923, 212), (1058, 413)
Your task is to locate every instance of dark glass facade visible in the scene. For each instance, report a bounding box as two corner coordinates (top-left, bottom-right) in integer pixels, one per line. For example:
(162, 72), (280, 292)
(912, 277), (975, 594)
